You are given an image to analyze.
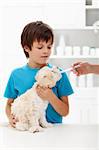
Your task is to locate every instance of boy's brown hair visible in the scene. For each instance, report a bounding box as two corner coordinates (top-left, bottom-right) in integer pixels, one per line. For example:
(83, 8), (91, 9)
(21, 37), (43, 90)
(21, 21), (54, 58)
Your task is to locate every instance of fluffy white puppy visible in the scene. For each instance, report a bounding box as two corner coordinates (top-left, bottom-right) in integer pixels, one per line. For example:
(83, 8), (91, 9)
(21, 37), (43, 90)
(11, 66), (62, 133)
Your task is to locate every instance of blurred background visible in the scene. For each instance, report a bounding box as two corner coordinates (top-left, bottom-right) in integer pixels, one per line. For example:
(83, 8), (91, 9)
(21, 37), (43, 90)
(0, 1), (99, 149)
(0, 0), (99, 125)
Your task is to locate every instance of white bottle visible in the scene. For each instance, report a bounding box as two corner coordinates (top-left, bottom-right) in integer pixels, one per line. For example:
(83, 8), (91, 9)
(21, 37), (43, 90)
(56, 35), (65, 56)
(72, 46), (81, 56)
(78, 75), (86, 87)
(56, 46), (64, 56)
(82, 46), (90, 56)
(86, 74), (93, 88)
(95, 48), (99, 57)
(89, 47), (96, 56)
(65, 46), (73, 56)
(69, 72), (77, 88)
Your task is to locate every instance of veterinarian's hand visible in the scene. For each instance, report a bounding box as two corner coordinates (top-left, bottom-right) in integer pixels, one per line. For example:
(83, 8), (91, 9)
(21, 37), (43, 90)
(36, 85), (54, 101)
(9, 114), (18, 128)
(72, 62), (92, 76)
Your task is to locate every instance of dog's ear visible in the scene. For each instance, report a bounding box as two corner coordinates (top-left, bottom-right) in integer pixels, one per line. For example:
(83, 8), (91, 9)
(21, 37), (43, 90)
(35, 72), (39, 81)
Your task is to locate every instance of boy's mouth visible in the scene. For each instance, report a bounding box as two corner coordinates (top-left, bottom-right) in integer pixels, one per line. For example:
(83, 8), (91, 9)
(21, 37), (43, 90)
(41, 56), (49, 58)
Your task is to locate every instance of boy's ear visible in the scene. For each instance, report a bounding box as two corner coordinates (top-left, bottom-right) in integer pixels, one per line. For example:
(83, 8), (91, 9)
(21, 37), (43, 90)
(24, 46), (30, 52)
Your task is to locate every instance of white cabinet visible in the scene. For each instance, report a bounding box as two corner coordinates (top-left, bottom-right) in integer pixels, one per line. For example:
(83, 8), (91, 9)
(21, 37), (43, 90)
(63, 88), (99, 124)
(49, 28), (99, 124)
(44, 1), (85, 29)
(85, 0), (99, 30)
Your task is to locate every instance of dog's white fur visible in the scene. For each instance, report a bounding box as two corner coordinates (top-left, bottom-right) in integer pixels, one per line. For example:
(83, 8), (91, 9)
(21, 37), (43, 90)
(11, 66), (62, 132)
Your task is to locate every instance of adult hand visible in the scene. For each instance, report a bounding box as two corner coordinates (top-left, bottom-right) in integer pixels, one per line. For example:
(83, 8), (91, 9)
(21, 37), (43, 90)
(72, 62), (92, 76)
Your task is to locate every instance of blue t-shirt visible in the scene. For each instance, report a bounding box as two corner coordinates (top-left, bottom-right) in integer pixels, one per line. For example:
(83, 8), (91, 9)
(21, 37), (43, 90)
(4, 64), (74, 123)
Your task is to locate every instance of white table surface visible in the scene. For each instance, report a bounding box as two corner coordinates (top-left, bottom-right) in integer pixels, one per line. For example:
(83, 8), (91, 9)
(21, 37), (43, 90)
(0, 123), (98, 150)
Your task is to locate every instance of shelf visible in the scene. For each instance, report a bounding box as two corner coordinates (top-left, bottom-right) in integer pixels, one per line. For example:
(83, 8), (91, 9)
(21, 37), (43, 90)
(50, 55), (99, 59)
(71, 87), (99, 102)
(54, 26), (99, 30)
(86, 6), (99, 9)
(85, 7), (99, 26)
(73, 87), (99, 93)
(53, 27), (92, 30)
(83, 26), (99, 30)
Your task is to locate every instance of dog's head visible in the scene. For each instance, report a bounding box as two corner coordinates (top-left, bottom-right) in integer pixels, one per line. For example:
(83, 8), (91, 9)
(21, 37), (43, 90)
(35, 66), (62, 88)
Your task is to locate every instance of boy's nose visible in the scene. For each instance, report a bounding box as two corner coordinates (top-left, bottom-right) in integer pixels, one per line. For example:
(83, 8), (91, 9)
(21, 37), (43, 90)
(43, 48), (49, 53)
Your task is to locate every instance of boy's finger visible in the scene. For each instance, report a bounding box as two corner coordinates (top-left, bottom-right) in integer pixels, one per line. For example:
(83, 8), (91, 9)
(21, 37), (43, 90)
(9, 121), (16, 128)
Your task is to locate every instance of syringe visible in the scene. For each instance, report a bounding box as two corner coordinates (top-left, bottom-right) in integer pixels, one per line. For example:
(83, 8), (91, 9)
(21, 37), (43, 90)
(60, 65), (80, 73)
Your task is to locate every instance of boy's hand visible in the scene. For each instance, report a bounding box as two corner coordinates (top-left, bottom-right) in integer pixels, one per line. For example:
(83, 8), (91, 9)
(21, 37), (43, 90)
(36, 85), (54, 101)
(9, 114), (18, 128)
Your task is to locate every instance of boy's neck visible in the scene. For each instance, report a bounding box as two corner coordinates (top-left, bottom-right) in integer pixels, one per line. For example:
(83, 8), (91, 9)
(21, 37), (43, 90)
(27, 62), (47, 69)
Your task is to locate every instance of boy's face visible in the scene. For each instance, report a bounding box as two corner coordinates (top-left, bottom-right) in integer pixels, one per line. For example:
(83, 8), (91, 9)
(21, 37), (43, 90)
(25, 40), (53, 67)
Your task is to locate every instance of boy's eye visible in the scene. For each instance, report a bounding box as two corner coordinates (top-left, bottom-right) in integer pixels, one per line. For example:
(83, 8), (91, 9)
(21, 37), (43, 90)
(48, 47), (51, 49)
(38, 47), (42, 49)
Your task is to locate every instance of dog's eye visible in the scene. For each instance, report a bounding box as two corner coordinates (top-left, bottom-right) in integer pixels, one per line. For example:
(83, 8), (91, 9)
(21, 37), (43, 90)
(52, 70), (57, 74)
(43, 75), (47, 78)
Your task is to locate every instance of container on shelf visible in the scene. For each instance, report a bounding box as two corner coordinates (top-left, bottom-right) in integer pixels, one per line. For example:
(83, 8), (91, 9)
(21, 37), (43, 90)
(78, 75), (86, 88)
(86, 74), (93, 87)
(69, 72), (77, 88)
(64, 46), (73, 56)
(56, 46), (64, 56)
(89, 47), (96, 56)
(56, 35), (65, 56)
(86, 0), (92, 5)
(95, 48), (99, 56)
(82, 46), (90, 56)
(72, 46), (81, 56)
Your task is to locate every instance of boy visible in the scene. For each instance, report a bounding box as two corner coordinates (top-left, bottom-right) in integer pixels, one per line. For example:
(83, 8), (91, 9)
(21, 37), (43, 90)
(4, 21), (74, 127)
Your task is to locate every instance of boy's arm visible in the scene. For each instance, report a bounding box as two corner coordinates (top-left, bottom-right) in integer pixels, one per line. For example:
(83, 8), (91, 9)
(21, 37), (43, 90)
(5, 99), (16, 127)
(48, 94), (69, 117)
(36, 86), (69, 116)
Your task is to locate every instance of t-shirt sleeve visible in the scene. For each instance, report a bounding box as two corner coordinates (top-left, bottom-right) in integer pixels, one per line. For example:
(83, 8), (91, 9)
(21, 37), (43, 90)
(57, 73), (74, 98)
(4, 72), (18, 99)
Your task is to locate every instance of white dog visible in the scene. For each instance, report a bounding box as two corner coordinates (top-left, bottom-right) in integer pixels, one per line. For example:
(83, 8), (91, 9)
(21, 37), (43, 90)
(11, 66), (62, 133)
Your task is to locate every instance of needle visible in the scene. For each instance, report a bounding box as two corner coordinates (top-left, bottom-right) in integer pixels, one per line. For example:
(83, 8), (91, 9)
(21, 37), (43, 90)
(60, 65), (80, 73)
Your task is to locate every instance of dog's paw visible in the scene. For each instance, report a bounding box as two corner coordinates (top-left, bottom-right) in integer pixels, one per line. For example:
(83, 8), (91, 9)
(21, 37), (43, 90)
(16, 122), (28, 131)
(29, 126), (44, 133)
(40, 122), (53, 128)
(47, 123), (53, 127)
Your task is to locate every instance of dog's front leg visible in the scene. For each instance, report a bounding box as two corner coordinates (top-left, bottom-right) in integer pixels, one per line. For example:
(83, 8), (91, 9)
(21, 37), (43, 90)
(15, 116), (29, 131)
(29, 116), (44, 133)
(16, 122), (29, 131)
(39, 111), (53, 128)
